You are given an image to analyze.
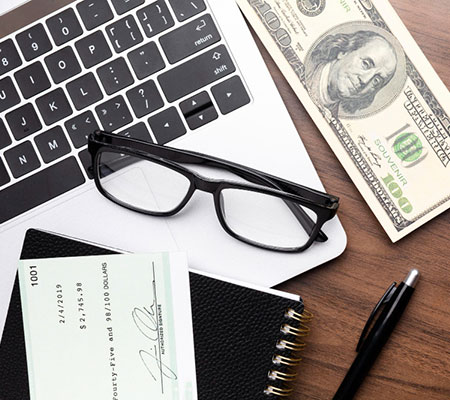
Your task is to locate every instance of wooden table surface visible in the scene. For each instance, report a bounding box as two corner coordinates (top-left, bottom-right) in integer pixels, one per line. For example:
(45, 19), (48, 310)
(248, 1), (450, 399)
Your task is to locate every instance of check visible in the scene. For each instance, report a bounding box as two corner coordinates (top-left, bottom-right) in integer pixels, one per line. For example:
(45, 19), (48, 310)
(18, 253), (197, 400)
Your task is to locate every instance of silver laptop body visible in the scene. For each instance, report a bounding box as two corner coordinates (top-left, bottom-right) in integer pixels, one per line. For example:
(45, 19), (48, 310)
(0, 0), (346, 339)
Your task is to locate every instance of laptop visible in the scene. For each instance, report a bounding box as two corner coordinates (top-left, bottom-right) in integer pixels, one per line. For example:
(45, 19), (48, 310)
(0, 0), (346, 339)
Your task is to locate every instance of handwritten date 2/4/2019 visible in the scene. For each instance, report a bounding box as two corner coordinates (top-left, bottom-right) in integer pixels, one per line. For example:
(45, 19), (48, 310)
(132, 263), (177, 394)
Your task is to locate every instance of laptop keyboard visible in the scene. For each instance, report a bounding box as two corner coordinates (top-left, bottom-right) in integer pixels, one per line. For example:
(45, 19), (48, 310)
(0, 0), (251, 225)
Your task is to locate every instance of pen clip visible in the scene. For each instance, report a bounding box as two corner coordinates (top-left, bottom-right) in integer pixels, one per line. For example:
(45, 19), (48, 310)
(356, 282), (397, 352)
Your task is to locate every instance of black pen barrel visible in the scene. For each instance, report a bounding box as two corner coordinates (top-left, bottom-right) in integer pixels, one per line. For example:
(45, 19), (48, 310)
(332, 335), (387, 399)
(333, 283), (414, 400)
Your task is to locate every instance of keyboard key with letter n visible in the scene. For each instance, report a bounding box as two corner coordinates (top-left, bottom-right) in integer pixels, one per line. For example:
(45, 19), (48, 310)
(4, 140), (41, 178)
(0, 157), (85, 225)
(158, 45), (235, 102)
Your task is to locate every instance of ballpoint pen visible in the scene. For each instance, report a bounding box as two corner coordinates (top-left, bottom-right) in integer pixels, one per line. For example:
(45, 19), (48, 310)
(333, 269), (420, 400)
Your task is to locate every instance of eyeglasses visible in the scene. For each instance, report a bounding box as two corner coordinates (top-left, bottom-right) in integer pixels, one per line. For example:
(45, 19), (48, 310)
(88, 130), (339, 252)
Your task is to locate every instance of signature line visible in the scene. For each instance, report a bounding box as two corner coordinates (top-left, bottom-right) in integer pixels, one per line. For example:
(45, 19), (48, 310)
(152, 262), (164, 394)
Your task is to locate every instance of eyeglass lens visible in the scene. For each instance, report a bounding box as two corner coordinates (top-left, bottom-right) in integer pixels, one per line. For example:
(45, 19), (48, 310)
(98, 151), (191, 214)
(219, 188), (317, 249)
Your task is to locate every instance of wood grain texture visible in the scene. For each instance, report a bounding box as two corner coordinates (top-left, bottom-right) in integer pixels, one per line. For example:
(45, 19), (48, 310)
(248, 0), (450, 399)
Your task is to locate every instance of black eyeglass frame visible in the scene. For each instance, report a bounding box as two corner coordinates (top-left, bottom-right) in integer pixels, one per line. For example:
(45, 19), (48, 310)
(88, 130), (339, 252)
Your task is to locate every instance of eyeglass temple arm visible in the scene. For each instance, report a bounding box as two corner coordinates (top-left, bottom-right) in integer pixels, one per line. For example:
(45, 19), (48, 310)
(96, 131), (335, 205)
(94, 131), (339, 205)
(170, 151), (334, 206)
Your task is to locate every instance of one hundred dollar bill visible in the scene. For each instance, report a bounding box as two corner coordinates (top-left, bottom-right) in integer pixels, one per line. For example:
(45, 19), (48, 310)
(237, 0), (450, 241)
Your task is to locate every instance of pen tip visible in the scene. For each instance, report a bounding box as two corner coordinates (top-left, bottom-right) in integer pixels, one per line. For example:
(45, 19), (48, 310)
(404, 269), (420, 288)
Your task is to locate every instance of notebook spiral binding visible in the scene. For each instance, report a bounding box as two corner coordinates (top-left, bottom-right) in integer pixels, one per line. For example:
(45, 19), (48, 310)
(264, 308), (313, 397)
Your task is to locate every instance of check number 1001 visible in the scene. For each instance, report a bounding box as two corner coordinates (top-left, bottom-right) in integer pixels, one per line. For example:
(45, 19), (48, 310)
(29, 266), (39, 286)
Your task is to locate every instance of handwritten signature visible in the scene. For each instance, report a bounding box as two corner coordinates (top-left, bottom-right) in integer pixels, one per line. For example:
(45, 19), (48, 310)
(132, 264), (177, 393)
(358, 135), (382, 168)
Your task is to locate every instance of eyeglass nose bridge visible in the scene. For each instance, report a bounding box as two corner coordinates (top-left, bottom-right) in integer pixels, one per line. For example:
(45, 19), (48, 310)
(191, 174), (222, 194)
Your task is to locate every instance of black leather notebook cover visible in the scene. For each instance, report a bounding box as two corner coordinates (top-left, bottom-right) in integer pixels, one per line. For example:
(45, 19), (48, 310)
(0, 229), (306, 400)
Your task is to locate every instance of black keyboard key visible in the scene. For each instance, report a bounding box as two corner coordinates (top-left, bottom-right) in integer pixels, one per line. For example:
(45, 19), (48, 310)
(179, 91), (210, 115)
(128, 42), (165, 80)
(118, 122), (153, 142)
(4, 141), (41, 178)
(111, 0), (145, 15)
(0, 159), (10, 187)
(106, 15), (143, 53)
(14, 61), (51, 99)
(6, 103), (42, 140)
(46, 8), (83, 46)
(97, 57), (134, 95)
(160, 14), (220, 64)
(76, 0), (114, 31)
(75, 31), (112, 69)
(0, 119), (12, 150)
(211, 75), (250, 115)
(169, 0), (206, 22)
(35, 126), (71, 163)
(36, 88), (73, 126)
(180, 91), (217, 130)
(0, 77), (20, 113)
(16, 23), (53, 61)
(185, 105), (217, 130)
(0, 157), (85, 224)
(96, 95), (133, 131)
(67, 72), (103, 110)
(126, 80), (164, 118)
(45, 47), (82, 84)
(65, 111), (99, 148)
(148, 107), (186, 144)
(137, 1), (174, 39)
(158, 45), (235, 102)
(0, 39), (22, 76)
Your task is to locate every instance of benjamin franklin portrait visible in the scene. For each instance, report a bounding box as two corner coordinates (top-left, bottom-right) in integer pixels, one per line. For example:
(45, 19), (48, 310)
(305, 26), (406, 118)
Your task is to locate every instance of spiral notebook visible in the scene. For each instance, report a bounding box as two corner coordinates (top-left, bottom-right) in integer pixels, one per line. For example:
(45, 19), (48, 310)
(0, 229), (312, 399)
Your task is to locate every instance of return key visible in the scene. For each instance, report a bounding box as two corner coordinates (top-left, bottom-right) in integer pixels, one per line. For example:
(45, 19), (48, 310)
(159, 14), (221, 64)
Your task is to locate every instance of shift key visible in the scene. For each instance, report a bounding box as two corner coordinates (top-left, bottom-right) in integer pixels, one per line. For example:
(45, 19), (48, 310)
(159, 14), (220, 64)
(158, 45), (235, 102)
